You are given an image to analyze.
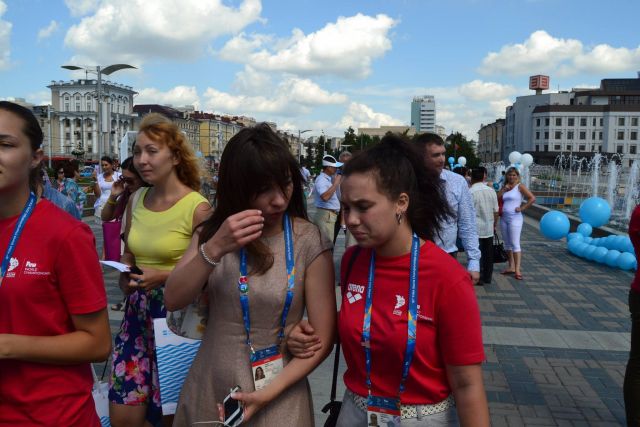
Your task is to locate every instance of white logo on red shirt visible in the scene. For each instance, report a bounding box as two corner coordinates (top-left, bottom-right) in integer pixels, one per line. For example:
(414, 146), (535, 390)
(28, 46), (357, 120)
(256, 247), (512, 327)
(8, 257), (18, 272)
(346, 283), (365, 304)
(394, 295), (405, 309)
(23, 260), (49, 276)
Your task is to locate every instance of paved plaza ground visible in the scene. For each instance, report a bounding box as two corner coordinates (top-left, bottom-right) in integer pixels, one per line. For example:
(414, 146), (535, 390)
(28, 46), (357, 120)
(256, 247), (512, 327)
(90, 205), (633, 426)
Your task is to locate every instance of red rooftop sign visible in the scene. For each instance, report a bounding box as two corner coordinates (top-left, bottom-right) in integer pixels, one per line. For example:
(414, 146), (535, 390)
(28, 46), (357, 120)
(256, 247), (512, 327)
(529, 75), (550, 90)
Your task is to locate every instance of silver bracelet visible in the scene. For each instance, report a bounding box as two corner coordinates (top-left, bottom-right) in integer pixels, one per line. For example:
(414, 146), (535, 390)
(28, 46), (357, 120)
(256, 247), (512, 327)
(199, 243), (221, 267)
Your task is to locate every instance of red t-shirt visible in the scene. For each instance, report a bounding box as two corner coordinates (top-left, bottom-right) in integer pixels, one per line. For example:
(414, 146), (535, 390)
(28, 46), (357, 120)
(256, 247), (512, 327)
(630, 205), (640, 293)
(0, 200), (107, 426)
(338, 242), (485, 404)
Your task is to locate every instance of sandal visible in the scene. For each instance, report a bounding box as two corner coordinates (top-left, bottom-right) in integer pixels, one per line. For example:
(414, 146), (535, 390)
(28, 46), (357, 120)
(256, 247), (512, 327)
(514, 273), (523, 280)
(500, 270), (515, 275)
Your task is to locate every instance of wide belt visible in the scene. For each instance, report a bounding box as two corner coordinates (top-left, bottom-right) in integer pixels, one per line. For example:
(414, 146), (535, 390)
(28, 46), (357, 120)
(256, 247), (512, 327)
(346, 389), (455, 419)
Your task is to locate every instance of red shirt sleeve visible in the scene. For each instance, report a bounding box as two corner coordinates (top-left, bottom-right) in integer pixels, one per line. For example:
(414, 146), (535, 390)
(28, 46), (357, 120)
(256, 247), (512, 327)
(437, 276), (485, 366)
(54, 222), (107, 314)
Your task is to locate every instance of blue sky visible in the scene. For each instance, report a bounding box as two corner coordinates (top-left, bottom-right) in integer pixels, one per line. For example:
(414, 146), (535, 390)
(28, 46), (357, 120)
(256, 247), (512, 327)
(2, 0), (640, 138)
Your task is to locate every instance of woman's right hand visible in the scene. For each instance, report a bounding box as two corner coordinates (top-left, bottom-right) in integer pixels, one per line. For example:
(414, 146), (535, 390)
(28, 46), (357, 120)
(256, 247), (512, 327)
(203, 210), (264, 260)
(118, 272), (136, 295)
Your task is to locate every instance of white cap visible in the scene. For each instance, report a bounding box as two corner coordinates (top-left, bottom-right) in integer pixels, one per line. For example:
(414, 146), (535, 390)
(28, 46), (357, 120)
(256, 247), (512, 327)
(322, 155), (343, 168)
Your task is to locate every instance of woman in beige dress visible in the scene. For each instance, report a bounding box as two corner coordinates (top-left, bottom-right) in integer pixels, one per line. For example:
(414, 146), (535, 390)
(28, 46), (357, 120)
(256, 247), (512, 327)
(165, 123), (336, 426)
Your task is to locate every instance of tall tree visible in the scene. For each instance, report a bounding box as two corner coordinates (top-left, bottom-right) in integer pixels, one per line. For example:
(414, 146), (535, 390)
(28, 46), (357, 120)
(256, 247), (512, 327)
(445, 132), (480, 168)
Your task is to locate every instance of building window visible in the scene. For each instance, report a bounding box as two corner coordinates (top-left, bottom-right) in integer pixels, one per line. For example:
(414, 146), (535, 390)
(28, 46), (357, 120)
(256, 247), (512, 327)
(555, 118), (562, 126)
(631, 145), (637, 154)
(618, 131), (625, 140)
(592, 118), (597, 126)
(87, 102), (91, 111)
(75, 95), (80, 101)
(554, 144), (561, 150)
(580, 117), (587, 126)
(633, 117), (639, 126)
(619, 117), (626, 126)
(64, 103), (69, 112)
(76, 103), (80, 112)
(598, 145), (602, 152)
(544, 131), (549, 139)
(591, 145), (596, 152)
(600, 118), (604, 126)
(544, 145), (549, 152)
(617, 145), (624, 154)
(535, 131), (540, 140)
(65, 132), (70, 140)
(567, 131), (574, 140)
(568, 117), (575, 126)
(536, 118), (541, 126)
(87, 132), (92, 139)
(579, 145), (586, 151)
(545, 118), (550, 126)
(535, 145), (540, 151)
(632, 131), (638, 140)
(579, 131), (586, 140)
(555, 131), (562, 139)
(599, 132), (603, 140)
(592, 131), (596, 140)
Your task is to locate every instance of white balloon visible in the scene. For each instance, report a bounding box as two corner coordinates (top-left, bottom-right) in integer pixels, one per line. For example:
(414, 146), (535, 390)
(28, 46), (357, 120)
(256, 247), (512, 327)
(521, 153), (534, 167)
(458, 156), (467, 167)
(508, 151), (522, 164)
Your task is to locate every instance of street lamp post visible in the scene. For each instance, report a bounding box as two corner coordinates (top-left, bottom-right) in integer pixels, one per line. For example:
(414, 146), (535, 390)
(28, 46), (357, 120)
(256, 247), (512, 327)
(61, 64), (136, 163)
(297, 129), (312, 163)
(47, 105), (54, 168)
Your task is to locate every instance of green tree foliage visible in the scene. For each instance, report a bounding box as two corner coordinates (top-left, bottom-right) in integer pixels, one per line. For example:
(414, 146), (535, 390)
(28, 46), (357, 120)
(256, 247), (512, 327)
(313, 135), (326, 174)
(445, 132), (480, 168)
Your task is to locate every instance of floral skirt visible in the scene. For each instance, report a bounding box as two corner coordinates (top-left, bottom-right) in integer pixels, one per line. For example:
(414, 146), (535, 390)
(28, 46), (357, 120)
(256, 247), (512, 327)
(108, 288), (166, 425)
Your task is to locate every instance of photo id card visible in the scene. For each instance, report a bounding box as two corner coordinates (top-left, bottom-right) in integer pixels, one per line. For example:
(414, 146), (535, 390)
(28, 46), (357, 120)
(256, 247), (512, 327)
(250, 346), (283, 390)
(366, 395), (401, 427)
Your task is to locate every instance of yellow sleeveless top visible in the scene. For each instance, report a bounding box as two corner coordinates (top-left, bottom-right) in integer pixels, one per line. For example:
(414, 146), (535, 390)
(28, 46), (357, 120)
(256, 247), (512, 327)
(127, 188), (209, 270)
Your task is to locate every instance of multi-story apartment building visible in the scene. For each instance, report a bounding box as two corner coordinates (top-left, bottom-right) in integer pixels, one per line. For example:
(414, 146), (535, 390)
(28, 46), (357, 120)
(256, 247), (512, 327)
(502, 75), (640, 166)
(189, 112), (252, 161)
(47, 79), (136, 160)
(357, 125), (416, 138)
(411, 95), (436, 133)
(477, 119), (505, 162)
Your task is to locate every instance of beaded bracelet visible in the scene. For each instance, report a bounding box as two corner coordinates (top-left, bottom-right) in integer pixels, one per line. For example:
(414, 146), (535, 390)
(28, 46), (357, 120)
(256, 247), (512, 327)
(199, 243), (221, 267)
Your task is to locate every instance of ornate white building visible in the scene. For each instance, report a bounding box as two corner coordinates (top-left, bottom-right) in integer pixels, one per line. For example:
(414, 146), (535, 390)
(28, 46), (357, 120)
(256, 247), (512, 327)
(47, 79), (137, 160)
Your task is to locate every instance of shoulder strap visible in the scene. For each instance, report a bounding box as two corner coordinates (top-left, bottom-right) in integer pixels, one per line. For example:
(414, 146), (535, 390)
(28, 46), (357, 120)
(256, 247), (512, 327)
(123, 188), (144, 244)
(330, 246), (362, 402)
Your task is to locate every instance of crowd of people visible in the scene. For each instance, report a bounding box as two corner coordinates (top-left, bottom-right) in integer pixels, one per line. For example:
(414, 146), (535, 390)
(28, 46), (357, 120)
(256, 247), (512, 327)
(8, 99), (638, 425)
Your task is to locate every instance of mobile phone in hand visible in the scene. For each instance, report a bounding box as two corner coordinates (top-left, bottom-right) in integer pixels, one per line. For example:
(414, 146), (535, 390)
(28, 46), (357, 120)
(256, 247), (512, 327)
(223, 386), (243, 427)
(129, 265), (143, 275)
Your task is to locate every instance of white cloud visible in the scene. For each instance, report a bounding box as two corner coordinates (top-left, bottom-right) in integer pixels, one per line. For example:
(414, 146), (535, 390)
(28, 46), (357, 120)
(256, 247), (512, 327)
(64, 0), (99, 17)
(479, 30), (582, 76)
(0, 0), (12, 70)
(64, 0), (262, 64)
(136, 86), (201, 109)
(479, 30), (640, 77)
(337, 102), (403, 131)
(232, 66), (273, 95)
(219, 13), (397, 79)
(458, 80), (516, 101)
(37, 20), (59, 41)
(27, 90), (52, 106)
(204, 76), (347, 117)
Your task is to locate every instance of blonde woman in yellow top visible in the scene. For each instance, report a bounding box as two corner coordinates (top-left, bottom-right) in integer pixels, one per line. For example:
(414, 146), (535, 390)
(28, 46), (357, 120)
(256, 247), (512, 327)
(108, 113), (211, 427)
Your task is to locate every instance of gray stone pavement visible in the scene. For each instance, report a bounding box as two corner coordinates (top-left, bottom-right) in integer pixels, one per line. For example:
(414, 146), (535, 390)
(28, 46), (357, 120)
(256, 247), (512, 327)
(88, 205), (634, 426)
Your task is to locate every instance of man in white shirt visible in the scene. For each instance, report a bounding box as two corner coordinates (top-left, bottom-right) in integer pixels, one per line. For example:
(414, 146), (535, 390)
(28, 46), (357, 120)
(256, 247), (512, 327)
(313, 155), (343, 242)
(470, 167), (499, 285)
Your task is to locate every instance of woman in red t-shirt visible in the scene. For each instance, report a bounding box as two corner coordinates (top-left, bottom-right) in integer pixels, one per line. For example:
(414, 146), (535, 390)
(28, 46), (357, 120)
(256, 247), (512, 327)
(290, 134), (489, 426)
(0, 102), (111, 426)
(624, 205), (640, 425)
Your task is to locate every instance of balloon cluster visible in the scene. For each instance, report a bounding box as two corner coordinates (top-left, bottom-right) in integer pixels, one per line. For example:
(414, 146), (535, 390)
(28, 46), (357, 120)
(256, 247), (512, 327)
(448, 156), (467, 170)
(539, 197), (637, 271)
(506, 151), (534, 173)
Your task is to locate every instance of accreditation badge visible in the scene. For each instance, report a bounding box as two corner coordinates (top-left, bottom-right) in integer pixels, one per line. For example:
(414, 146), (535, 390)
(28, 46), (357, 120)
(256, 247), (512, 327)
(250, 345), (283, 390)
(366, 395), (401, 427)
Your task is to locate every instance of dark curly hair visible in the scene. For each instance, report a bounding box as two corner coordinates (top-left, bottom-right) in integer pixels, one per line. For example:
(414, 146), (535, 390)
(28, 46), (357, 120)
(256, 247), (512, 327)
(342, 134), (451, 243)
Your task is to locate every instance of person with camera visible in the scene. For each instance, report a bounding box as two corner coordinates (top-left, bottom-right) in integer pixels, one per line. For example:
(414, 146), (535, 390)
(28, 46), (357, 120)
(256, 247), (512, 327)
(313, 155), (342, 243)
(289, 135), (488, 426)
(0, 101), (111, 426)
(108, 114), (210, 427)
(165, 123), (336, 426)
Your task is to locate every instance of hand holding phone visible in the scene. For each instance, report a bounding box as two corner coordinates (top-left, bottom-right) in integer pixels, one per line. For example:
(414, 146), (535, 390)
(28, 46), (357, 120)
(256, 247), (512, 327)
(223, 386), (244, 427)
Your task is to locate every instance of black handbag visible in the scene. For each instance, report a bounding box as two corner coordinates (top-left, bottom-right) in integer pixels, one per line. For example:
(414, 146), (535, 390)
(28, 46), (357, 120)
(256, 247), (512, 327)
(322, 247), (361, 427)
(493, 234), (508, 263)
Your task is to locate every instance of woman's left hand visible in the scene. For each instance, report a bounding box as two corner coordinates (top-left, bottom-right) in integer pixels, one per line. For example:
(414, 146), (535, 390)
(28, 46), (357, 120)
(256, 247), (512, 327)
(128, 266), (166, 291)
(216, 389), (271, 423)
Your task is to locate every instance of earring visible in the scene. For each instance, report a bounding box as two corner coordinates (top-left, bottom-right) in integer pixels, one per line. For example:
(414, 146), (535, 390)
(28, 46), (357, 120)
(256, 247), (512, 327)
(395, 211), (403, 224)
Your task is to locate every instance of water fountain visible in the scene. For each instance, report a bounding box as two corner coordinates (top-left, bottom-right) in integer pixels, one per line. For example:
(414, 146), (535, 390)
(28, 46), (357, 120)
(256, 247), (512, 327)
(624, 160), (639, 221)
(591, 153), (601, 197)
(607, 161), (618, 209)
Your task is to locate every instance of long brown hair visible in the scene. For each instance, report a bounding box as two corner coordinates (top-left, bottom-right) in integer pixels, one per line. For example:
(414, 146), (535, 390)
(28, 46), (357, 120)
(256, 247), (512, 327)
(138, 113), (200, 191)
(198, 123), (307, 275)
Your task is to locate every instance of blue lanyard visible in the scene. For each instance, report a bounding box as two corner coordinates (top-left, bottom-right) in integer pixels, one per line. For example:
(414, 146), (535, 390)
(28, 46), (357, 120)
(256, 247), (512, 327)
(239, 214), (295, 353)
(1, 193), (37, 285)
(362, 233), (420, 397)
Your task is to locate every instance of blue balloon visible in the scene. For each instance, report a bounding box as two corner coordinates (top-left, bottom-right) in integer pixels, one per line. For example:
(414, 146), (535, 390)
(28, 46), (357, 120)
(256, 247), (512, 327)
(605, 250), (621, 267)
(584, 245), (598, 260)
(575, 243), (590, 257)
(593, 246), (608, 263)
(615, 236), (628, 252)
(540, 211), (571, 240)
(567, 232), (584, 242)
(617, 252), (637, 271)
(579, 197), (612, 228)
(623, 237), (634, 253)
(577, 223), (592, 237)
(583, 237), (593, 245)
(493, 183), (500, 190)
(448, 157), (455, 164)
